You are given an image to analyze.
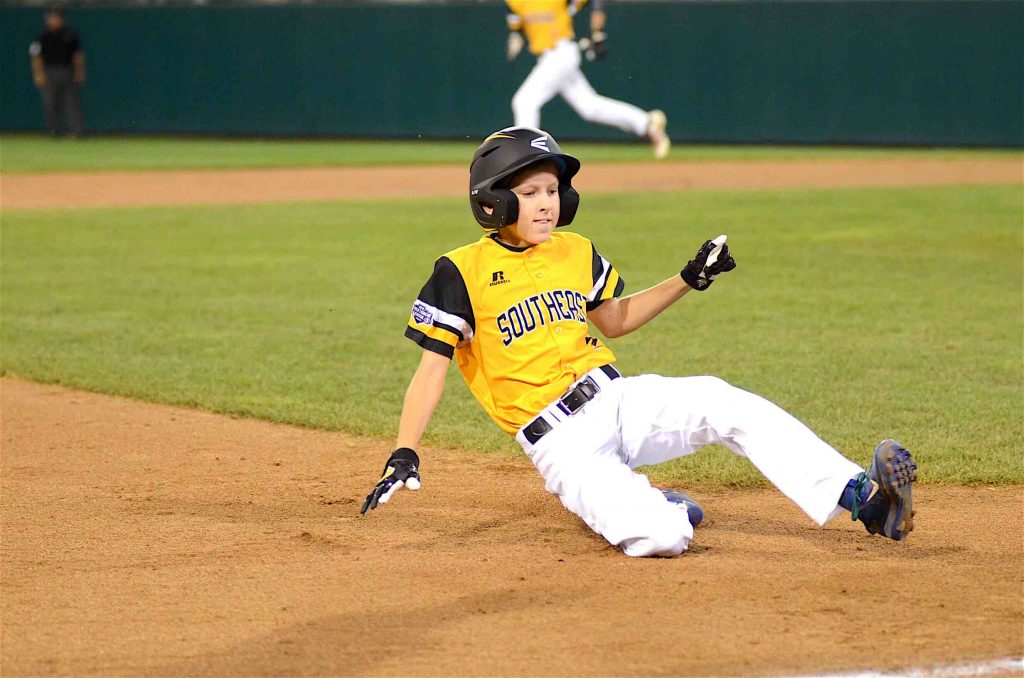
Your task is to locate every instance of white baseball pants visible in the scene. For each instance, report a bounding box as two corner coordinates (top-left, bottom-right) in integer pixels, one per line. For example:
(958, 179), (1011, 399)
(515, 369), (864, 557)
(512, 39), (651, 137)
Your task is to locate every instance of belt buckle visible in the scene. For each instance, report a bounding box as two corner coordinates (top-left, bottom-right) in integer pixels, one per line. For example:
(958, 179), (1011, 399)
(559, 376), (598, 415)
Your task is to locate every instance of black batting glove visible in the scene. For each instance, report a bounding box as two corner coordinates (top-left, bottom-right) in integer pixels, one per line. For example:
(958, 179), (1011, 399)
(360, 447), (421, 515)
(680, 240), (737, 291)
(591, 31), (607, 60)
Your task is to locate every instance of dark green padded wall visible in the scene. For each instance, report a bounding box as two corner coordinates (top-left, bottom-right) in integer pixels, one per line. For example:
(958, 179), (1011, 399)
(2, 1), (1021, 145)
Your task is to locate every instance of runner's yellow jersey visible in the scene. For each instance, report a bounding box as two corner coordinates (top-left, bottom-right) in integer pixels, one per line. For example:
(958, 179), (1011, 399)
(405, 231), (624, 435)
(506, 0), (589, 55)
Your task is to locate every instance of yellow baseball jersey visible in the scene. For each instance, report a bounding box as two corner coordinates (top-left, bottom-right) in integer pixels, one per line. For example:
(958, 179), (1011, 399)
(405, 231), (624, 435)
(506, 0), (588, 55)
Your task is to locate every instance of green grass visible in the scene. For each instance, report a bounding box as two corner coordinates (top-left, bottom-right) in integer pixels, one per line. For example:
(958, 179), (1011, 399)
(2, 134), (1020, 173)
(2, 185), (1021, 485)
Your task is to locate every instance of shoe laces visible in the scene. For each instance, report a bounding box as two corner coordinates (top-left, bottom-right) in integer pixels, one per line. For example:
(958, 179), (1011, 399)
(850, 471), (871, 522)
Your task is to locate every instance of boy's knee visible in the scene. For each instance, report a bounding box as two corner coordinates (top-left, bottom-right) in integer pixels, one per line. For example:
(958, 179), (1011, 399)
(511, 92), (531, 114)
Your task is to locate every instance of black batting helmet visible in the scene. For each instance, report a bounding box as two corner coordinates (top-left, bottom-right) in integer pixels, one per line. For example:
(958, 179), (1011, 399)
(469, 127), (581, 230)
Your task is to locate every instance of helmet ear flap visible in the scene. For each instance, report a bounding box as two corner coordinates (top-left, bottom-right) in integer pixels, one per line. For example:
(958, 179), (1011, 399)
(470, 187), (519, 229)
(490, 188), (519, 227)
(557, 185), (579, 227)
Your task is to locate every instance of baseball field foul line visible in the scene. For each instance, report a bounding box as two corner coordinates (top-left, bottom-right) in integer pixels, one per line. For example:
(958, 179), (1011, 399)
(821, 657), (1024, 678)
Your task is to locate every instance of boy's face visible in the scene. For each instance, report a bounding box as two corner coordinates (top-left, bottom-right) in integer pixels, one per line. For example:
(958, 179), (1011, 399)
(501, 165), (561, 246)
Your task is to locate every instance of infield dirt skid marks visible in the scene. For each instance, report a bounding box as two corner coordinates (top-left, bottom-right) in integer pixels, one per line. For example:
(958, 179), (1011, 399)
(2, 378), (1021, 676)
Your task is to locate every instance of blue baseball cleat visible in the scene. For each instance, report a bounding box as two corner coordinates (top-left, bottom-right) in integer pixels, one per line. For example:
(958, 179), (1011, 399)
(662, 489), (704, 528)
(849, 439), (918, 541)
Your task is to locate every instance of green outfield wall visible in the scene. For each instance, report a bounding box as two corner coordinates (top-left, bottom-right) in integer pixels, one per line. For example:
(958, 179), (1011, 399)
(1, 1), (1021, 146)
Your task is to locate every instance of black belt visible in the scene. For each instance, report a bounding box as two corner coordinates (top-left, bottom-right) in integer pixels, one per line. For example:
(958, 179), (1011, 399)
(522, 365), (621, 445)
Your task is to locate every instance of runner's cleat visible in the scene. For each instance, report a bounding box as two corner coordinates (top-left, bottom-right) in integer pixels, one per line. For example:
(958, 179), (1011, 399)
(647, 110), (671, 160)
(852, 440), (918, 540)
(662, 488), (704, 528)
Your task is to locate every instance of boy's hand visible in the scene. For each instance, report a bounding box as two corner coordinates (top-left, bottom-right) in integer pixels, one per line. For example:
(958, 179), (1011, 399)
(360, 448), (421, 515)
(680, 238), (736, 291)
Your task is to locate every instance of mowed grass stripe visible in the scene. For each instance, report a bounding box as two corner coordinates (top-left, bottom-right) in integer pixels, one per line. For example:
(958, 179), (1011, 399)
(2, 134), (1020, 173)
(2, 185), (1020, 485)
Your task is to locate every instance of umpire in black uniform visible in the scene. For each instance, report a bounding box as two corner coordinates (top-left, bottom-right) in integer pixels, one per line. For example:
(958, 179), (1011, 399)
(29, 5), (86, 137)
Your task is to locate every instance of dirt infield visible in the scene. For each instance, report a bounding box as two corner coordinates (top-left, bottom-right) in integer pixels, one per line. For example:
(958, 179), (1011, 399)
(3, 157), (1021, 209)
(2, 379), (1022, 676)
(3, 157), (1023, 675)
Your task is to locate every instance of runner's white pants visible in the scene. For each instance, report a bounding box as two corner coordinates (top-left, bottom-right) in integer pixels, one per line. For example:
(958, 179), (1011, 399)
(516, 369), (864, 557)
(512, 39), (650, 137)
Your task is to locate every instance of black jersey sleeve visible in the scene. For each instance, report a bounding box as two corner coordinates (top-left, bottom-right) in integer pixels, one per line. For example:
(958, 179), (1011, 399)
(404, 256), (476, 358)
(586, 242), (625, 311)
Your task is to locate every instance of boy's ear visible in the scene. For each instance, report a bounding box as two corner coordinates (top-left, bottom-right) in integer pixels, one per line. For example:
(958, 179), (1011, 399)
(482, 205), (494, 215)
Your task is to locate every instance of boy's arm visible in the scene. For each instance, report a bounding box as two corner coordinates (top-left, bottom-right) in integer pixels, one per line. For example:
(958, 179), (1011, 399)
(589, 238), (736, 339)
(396, 349), (451, 449)
(361, 349), (450, 515)
(589, 275), (689, 338)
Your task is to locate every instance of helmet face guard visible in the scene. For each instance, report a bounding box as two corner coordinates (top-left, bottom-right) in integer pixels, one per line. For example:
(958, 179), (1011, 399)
(469, 127), (581, 230)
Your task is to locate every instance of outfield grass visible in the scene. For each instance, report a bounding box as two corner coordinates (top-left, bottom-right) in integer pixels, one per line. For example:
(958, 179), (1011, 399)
(2, 134), (1020, 173)
(2, 185), (1021, 485)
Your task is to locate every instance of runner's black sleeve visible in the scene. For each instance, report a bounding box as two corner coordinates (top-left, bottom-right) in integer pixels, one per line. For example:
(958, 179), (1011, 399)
(404, 257), (476, 358)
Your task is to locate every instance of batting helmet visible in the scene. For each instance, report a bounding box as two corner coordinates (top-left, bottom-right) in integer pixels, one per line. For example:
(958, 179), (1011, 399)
(469, 127), (581, 230)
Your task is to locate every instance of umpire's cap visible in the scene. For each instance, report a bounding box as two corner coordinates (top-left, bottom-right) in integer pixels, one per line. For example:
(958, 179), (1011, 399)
(469, 127), (581, 230)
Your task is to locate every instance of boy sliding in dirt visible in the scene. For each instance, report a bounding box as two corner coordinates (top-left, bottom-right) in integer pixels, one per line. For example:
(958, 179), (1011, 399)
(361, 127), (917, 557)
